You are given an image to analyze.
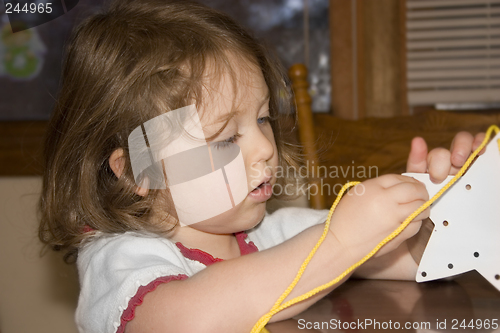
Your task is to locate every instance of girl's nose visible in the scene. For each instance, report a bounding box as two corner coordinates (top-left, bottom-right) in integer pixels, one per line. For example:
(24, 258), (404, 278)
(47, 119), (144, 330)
(249, 126), (275, 164)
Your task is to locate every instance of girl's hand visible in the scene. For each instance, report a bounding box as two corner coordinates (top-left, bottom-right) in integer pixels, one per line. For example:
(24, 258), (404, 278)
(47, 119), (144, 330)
(407, 131), (486, 182)
(348, 131), (485, 281)
(329, 174), (430, 262)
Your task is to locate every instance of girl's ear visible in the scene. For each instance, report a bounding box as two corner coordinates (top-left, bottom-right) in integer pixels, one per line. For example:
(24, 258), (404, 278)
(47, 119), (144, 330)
(109, 148), (126, 178)
(109, 148), (148, 196)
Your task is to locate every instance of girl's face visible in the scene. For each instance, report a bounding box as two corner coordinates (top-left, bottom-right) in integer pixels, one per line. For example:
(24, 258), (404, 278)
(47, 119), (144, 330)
(189, 59), (279, 234)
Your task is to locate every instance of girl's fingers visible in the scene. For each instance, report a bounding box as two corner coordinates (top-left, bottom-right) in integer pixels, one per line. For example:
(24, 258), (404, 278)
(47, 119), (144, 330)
(376, 174), (423, 189)
(411, 206), (430, 223)
(427, 148), (452, 183)
(397, 200), (429, 223)
(407, 131), (484, 183)
(386, 181), (429, 204)
(473, 132), (486, 155)
(450, 131), (474, 169)
(448, 131), (486, 174)
(380, 219), (423, 256)
(406, 137), (428, 173)
(397, 219), (423, 240)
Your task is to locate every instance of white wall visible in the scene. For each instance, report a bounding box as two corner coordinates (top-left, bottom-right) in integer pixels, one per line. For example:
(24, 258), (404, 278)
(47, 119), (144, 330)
(0, 177), (78, 333)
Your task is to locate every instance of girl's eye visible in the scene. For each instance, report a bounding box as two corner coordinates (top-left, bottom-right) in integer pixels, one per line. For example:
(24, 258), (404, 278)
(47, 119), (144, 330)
(212, 133), (241, 150)
(257, 116), (270, 125)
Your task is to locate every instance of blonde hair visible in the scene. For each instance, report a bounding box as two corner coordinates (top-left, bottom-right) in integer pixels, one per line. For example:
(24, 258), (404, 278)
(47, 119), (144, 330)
(39, 0), (300, 262)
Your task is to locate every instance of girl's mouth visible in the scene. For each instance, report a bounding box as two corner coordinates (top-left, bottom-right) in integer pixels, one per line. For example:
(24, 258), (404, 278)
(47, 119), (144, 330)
(248, 181), (273, 202)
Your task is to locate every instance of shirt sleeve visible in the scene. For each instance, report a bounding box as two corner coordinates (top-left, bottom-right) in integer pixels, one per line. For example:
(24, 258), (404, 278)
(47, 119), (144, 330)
(246, 207), (329, 251)
(75, 232), (196, 333)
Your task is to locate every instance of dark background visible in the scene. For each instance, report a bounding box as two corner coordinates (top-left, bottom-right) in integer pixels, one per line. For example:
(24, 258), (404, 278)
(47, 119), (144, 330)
(0, 0), (329, 121)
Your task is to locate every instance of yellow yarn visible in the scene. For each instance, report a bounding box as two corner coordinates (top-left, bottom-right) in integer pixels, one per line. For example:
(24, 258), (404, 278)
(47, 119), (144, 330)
(252, 125), (500, 333)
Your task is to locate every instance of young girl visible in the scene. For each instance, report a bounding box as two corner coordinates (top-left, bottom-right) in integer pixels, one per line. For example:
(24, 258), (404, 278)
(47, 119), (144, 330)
(38, 1), (484, 332)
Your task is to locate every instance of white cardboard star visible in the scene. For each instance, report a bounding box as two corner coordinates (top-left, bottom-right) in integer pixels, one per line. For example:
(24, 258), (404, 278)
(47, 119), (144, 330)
(403, 132), (500, 291)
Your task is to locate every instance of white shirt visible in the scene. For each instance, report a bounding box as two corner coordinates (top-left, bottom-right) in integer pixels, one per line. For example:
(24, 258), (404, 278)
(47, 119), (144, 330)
(75, 207), (328, 333)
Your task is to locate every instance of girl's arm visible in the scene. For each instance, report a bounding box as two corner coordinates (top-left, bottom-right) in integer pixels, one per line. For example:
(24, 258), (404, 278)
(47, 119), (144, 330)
(127, 224), (352, 333)
(126, 175), (429, 333)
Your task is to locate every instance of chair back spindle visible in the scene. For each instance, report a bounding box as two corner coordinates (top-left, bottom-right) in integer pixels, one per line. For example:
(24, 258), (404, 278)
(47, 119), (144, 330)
(288, 64), (325, 209)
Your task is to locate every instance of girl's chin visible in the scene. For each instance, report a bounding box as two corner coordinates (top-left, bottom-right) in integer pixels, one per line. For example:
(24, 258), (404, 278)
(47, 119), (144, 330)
(188, 203), (267, 234)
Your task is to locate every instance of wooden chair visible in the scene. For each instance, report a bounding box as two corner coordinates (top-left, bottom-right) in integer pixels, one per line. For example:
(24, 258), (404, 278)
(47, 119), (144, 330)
(288, 64), (325, 210)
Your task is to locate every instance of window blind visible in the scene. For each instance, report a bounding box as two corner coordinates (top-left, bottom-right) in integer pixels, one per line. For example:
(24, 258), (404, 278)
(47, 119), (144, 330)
(406, 0), (500, 109)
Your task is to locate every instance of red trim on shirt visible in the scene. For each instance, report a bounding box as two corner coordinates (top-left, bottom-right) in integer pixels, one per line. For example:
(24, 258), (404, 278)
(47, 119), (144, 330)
(116, 274), (188, 333)
(175, 242), (224, 266)
(235, 231), (259, 255)
(175, 231), (259, 265)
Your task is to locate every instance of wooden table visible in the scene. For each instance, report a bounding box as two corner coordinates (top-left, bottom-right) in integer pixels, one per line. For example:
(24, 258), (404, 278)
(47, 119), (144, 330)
(266, 271), (500, 332)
